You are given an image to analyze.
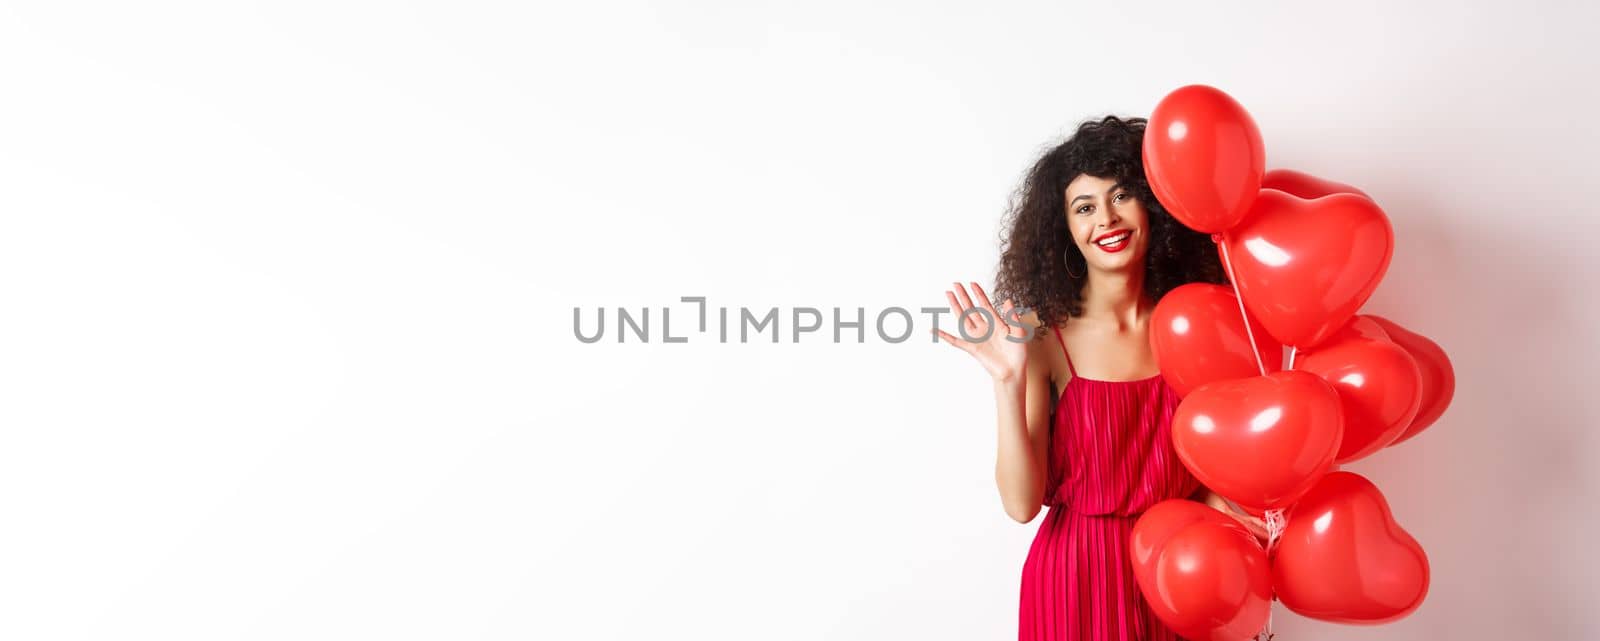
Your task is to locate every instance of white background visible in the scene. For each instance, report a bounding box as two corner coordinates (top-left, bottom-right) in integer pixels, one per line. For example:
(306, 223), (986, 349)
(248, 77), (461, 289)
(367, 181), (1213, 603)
(2, 1), (1597, 639)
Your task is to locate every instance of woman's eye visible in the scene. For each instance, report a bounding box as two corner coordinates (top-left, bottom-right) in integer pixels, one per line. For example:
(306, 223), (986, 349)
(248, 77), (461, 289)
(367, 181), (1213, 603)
(1076, 205), (1092, 214)
(1114, 192), (1129, 202)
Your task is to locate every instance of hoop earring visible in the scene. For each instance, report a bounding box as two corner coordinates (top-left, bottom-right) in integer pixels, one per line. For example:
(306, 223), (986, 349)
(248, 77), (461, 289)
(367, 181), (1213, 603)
(1063, 247), (1085, 279)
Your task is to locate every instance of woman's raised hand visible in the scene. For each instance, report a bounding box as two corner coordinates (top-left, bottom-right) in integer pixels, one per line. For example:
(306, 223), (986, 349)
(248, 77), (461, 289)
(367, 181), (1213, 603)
(934, 282), (1031, 383)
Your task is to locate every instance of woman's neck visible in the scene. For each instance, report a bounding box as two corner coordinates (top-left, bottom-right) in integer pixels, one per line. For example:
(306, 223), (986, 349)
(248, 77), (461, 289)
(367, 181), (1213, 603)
(1080, 269), (1149, 330)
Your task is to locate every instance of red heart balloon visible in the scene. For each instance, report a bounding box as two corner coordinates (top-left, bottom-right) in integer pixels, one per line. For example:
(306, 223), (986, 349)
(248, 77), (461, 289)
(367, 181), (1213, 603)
(1223, 189), (1394, 349)
(1318, 314), (1390, 345)
(1261, 168), (1372, 201)
(1151, 283), (1283, 398)
(1367, 315), (1455, 445)
(1296, 334), (1422, 463)
(1172, 370), (1343, 512)
(1272, 471), (1430, 624)
(1143, 85), (1266, 234)
(1130, 499), (1251, 595)
(1147, 520), (1272, 641)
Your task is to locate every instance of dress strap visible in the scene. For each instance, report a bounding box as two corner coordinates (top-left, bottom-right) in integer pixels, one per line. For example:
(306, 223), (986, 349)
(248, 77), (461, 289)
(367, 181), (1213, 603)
(1051, 326), (1076, 377)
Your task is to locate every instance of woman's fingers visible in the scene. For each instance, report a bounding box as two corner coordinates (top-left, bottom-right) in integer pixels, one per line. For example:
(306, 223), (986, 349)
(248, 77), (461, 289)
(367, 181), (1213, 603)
(971, 282), (999, 318)
(946, 282), (1017, 342)
(932, 328), (970, 353)
(945, 290), (971, 333)
(951, 282), (980, 333)
(998, 298), (1023, 338)
(951, 281), (975, 310)
(972, 282), (1004, 335)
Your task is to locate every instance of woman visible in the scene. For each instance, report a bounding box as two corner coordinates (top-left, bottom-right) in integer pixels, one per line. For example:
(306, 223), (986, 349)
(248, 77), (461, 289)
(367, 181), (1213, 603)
(935, 116), (1265, 641)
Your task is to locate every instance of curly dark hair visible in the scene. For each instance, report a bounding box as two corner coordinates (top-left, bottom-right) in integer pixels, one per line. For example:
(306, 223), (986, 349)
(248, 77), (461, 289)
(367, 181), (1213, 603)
(993, 115), (1225, 331)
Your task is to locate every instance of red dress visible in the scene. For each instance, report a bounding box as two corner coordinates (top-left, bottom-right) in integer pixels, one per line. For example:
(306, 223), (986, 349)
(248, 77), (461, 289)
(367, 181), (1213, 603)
(1018, 328), (1201, 641)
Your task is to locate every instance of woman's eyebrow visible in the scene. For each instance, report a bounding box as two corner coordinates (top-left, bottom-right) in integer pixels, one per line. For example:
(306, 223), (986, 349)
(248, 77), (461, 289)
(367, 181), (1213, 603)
(1069, 184), (1125, 204)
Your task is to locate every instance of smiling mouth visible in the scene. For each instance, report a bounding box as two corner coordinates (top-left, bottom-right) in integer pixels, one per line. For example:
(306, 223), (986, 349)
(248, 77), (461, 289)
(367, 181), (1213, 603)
(1093, 230), (1132, 252)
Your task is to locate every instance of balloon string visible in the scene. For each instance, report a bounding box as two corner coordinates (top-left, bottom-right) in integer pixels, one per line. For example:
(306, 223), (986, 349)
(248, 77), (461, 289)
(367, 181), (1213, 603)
(1258, 508), (1287, 641)
(1265, 508), (1285, 553)
(1287, 346), (1298, 370)
(1219, 232), (1279, 640)
(1216, 234), (1267, 376)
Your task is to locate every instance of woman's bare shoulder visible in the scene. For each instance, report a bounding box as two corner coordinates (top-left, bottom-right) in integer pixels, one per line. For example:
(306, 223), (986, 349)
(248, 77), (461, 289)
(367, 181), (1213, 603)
(1016, 310), (1071, 389)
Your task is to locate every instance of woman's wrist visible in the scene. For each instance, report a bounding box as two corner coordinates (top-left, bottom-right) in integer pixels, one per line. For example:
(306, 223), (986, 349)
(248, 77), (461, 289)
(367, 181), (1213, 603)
(991, 359), (1028, 386)
(993, 375), (1027, 398)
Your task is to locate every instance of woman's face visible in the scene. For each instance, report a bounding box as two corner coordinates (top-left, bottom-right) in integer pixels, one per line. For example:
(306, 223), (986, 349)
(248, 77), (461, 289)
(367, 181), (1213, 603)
(1063, 173), (1150, 275)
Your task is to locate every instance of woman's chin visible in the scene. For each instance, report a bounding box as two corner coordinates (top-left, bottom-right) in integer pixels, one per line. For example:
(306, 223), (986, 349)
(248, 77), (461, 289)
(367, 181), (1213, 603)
(1088, 254), (1146, 275)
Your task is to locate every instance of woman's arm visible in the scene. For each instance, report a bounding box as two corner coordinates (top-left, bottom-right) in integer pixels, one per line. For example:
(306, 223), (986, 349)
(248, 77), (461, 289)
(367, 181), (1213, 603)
(934, 282), (1047, 524)
(993, 348), (1055, 523)
(1194, 487), (1269, 541)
